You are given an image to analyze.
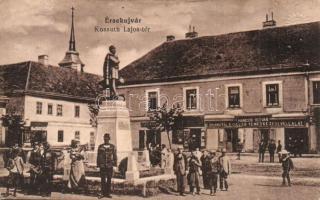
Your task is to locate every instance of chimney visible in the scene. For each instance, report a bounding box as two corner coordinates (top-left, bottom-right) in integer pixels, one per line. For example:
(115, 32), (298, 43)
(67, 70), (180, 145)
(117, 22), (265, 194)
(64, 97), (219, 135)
(263, 12), (276, 28)
(185, 25), (198, 39)
(38, 55), (49, 65)
(166, 35), (175, 42)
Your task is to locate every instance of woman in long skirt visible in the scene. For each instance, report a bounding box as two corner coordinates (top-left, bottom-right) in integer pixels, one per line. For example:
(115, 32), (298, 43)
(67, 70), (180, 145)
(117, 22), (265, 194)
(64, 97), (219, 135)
(68, 140), (87, 193)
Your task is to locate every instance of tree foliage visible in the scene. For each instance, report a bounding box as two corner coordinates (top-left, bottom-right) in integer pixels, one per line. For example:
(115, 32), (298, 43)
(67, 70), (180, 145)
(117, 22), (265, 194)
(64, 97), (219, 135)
(147, 102), (183, 149)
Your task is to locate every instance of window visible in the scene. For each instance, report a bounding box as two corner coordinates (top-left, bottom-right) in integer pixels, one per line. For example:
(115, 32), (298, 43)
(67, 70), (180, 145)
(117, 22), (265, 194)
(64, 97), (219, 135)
(185, 89), (197, 110)
(36, 102), (42, 114)
(146, 89), (159, 111)
(75, 131), (80, 140)
(75, 105), (80, 118)
(148, 92), (158, 111)
(57, 104), (63, 116)
(89, 132), (95, 151)
(266, 84), (279, 106)
(48, 104), (53, 115)
(228, 86), (240, 108)
(58, 130), (64, 142)
(313, 81), (320, 104)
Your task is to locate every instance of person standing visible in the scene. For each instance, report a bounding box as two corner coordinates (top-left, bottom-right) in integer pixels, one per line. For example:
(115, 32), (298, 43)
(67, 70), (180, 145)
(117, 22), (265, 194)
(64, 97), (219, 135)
(219, 148), (231, 191)
(280, 150), (294, 186)
(298, 139), (304, 157)
(258, 140), (266, 163)
(188, 151), (202, 195)
(173, 146), (187, 196)
(68, 139), (87, 192)
(28, 142), (42, 195)
(276, 140), (282, 163)
(4, 148), (24, 197)
(39, 142), (55, 197)
(268, 140), (276, 163)
(97, 133), (117, 198)
(208, 150), (219, 196)
(200, 150), (210, 189)
(236, 139), (243, 160)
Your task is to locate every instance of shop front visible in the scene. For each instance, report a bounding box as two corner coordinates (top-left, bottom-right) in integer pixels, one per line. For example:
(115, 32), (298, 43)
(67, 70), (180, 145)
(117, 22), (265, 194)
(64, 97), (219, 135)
(139, 121), (161, 150)
(181, 116), (205, 151)
(23, 121), (48, 146)
(206, 115), (308, 152)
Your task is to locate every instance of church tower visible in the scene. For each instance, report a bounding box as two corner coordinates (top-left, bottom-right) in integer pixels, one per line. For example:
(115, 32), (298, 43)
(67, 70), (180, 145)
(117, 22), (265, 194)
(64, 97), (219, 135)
(59, 7), (85, 72)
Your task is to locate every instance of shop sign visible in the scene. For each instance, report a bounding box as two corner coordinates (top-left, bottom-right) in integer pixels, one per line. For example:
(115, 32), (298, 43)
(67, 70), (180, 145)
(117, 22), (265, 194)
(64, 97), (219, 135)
(140, 121), (157, 128)
(183, 116), (204, 127)
(207, 118), (306, 128)
(30, 121), (48, 131)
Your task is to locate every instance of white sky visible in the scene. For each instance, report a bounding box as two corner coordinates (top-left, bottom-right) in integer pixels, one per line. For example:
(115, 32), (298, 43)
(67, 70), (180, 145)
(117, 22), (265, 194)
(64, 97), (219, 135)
(0, 0), (320, 75)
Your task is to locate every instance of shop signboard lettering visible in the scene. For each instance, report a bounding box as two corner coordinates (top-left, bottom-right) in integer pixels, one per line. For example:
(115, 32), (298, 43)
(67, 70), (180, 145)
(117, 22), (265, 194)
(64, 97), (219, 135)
(207, 117), (306, 128)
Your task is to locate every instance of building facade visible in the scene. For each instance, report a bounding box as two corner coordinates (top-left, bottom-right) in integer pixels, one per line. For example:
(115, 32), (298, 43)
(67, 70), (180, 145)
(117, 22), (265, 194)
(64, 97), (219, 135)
(0, 61), (102, 148)
(118, 21), (320, 153)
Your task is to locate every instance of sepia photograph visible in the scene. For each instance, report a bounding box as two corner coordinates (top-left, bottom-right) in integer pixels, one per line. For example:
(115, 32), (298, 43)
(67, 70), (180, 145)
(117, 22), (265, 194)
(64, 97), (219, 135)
(0, 0), (319, 199)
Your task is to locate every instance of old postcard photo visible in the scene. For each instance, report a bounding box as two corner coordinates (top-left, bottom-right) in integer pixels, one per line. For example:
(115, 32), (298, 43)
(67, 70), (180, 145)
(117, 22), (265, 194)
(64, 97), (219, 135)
(0, 0), (319, 199)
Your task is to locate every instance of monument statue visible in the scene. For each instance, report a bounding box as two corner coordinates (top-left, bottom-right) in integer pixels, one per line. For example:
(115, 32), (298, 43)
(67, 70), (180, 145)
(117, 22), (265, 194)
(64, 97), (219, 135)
(102, 45), (120, 98)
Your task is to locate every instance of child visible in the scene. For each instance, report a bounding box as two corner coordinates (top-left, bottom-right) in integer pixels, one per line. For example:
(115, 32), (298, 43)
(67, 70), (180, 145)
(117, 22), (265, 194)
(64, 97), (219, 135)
(5, 148), (24, 197)
(280, 150), (294, 186)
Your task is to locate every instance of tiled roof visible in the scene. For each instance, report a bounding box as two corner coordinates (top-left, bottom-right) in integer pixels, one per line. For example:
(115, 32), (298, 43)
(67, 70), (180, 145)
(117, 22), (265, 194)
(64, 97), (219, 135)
(120, 21), (320, 85)
(0, 61), (103, 100)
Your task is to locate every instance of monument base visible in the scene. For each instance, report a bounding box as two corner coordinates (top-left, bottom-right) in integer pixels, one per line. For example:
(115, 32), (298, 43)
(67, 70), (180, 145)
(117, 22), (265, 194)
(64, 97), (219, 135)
(95, 100), (133, 165)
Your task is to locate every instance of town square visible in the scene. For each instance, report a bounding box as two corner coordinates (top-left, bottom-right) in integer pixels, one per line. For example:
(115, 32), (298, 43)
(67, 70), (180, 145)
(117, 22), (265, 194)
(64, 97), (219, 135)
(0, 0), (320, 199)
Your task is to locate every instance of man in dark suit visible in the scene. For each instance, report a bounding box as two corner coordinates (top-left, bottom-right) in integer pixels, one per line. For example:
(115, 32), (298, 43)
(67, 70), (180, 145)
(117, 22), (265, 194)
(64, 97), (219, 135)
(173, 145), (188, 196)
(28, 142), (42, 195)
(97, 133), (117, 198)
(258, 140), (266, 163)
(268, 139), (276, 163)
(39, 142), (55, 197)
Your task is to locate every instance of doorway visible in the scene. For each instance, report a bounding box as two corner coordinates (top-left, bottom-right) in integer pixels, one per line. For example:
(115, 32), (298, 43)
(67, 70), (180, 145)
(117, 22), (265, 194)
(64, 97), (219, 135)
(225, 128), (238, 152)
(285, 128), (308, 154)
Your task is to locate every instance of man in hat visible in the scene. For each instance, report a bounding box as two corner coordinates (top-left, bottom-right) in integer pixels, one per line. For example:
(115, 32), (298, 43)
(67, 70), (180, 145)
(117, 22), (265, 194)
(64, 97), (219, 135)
(103, 45), (120, 98)
(173, 145), (188, 196)
(39, 142), (55, 197)
(219, 148), (231, 191)
(280, 150), (294, 186)
(28, 142), (42, 194)
(208, 150), (219, 196)
(268, 139), (276, 163)
(97, 133), (117, 198)
(200, 150), (211, 189)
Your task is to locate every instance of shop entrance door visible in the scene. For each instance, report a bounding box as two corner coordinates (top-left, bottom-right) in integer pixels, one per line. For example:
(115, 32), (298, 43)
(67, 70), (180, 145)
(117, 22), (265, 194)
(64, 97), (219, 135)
(146, 130), (161, 148)
(190, 128), (201, 150)
(225, 128), (238, 152)
(285, 128), (308, 154)
(31, 131), (47, 144)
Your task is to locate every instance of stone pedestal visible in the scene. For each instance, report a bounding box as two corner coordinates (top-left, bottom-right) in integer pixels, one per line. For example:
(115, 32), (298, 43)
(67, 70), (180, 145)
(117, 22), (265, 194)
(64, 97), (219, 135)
(125, 152), (139, 181)
(95, 100), (133, 165)
(143, 148), (151, 168)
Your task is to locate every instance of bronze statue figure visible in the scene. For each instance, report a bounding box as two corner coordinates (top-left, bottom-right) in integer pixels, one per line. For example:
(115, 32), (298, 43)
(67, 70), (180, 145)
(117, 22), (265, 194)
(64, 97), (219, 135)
(102, 45), (120, 98)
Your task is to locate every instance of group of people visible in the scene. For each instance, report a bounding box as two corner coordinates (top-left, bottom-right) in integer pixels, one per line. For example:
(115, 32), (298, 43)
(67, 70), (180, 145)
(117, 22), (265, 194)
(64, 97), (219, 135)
(3, 142), (55, 197)
(258, 139), (283, 163)
(173, 146), (231, 196)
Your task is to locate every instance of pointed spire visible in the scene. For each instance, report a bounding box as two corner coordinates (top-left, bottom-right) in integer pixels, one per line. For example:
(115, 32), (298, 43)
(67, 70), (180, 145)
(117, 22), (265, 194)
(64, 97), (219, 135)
(69, 7), (76, 51)
(59, 6), (85, 72)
